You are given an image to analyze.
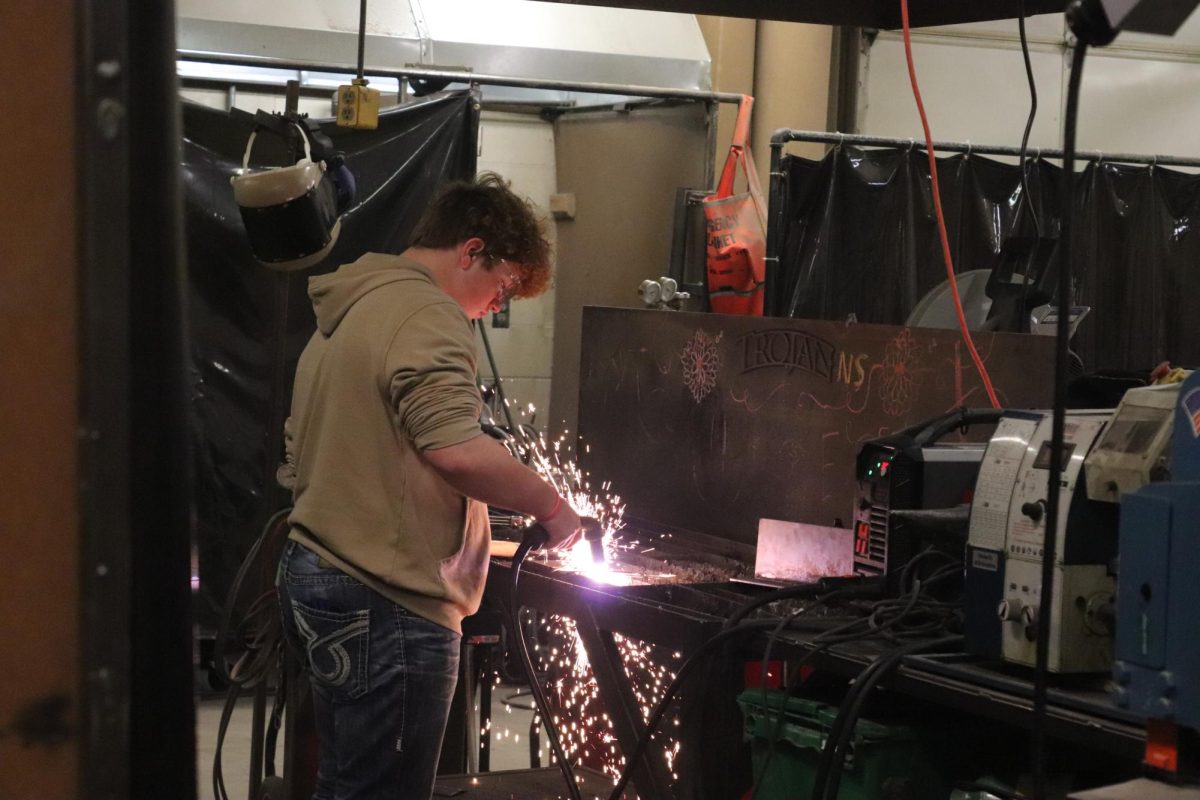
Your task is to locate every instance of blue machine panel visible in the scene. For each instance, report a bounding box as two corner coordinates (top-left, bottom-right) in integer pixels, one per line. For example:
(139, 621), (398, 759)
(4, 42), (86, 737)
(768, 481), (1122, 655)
(1115, 492), (1171, 669)
(1113, 373), (1200, 728)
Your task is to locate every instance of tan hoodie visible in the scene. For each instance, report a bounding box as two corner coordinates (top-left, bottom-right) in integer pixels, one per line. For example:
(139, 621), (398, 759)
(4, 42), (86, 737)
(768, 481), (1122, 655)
(285, 252), (490, 633)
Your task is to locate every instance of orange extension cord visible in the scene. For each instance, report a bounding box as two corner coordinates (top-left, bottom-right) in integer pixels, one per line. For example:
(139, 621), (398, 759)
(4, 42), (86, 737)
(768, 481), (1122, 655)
(900, 0), (1002, 409)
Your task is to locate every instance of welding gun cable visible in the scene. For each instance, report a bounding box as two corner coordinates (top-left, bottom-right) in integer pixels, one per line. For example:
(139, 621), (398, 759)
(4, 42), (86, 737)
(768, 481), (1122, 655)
(723, 586), (827, 630)
(213, 682), (245, 800)
(749, 571), (939, 800)
(810, 581), (925, 646)
(747, 638), (847, 800)
(814, 635), (963, 800)
(698, 551), (961, 800)
(1015, 0), (1044, 330)
(911, 408), (1006, 448)
(896, 546), (947, 592)
(510, 532), (584, 800)
(604, 618), (787, 800)
(211, 507), (293, 800)
(749, 604), (943, 800)
(756, 575), (960, 799)
(812, 634), (962, 800)
(263, 667), (287, 777)
(478, 324), (519, 436)
(808, 593), (934, 798)
(724, 582), (881, 631)
(754, 605), (860, 739)
(758, 612), (867, 681)
(748, 610), (901, 800)
(1017, 0), (1042, 240)
(212, 506), (291, 685)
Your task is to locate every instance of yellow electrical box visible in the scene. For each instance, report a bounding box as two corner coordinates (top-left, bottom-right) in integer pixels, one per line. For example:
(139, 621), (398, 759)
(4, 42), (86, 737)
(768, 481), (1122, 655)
(336, 78), (380, 130)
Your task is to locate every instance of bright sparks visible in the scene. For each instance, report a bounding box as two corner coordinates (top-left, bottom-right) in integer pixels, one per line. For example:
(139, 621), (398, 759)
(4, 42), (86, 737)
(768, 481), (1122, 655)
(494, 412), (682, 789)
(513, 611), (682, 786)
(506, 424), (630, 583)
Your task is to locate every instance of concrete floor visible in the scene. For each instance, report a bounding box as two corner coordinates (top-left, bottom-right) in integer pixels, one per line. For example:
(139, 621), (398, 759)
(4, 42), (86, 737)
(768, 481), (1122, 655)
(196, 683), (547, 800)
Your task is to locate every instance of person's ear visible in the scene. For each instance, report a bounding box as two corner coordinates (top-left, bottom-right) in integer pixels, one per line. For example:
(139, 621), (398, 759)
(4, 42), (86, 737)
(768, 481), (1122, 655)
(460, 236), (487, 269)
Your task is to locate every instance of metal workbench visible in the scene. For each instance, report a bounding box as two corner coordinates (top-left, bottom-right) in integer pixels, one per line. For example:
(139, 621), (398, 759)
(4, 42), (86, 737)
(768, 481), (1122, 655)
(485, 521), (1145, 799)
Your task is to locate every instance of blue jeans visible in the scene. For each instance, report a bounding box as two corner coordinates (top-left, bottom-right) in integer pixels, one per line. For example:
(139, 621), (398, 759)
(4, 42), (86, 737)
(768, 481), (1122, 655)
(277, 540), (461, 800)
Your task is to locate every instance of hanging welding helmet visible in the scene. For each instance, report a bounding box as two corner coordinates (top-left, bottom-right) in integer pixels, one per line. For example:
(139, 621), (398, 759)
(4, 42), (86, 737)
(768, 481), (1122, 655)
(230, 122), (351, 271)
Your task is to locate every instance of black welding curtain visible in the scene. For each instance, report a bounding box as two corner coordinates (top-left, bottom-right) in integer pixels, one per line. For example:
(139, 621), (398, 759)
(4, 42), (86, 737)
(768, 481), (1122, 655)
(774, 147), (1200, 372)
(183, 92), (477, 628)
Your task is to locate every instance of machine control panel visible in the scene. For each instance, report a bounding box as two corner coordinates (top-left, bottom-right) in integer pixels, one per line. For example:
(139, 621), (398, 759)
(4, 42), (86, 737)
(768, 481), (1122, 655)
(965, 410), (1118, 672)
(1005, 415), (1107, 563)
(999, 412), (1114, 672)
(1085, 382), (1182, 503)
(968, 414), (1039, 553)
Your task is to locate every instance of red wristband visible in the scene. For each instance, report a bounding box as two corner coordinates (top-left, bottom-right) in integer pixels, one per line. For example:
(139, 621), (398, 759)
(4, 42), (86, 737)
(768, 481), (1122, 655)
(540, 494), (563, 523)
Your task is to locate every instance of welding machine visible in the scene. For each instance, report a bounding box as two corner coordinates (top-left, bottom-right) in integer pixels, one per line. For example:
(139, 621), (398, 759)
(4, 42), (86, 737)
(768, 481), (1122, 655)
(964, 409), (1119, 671)
(1084, 381), (1182, 503)
(851, 409), (997, 589)
(1112, 369), (1200, 729)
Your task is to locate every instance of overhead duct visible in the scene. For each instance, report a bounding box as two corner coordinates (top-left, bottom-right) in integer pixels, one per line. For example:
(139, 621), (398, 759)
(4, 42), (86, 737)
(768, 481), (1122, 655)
(176, 0), (712, 105)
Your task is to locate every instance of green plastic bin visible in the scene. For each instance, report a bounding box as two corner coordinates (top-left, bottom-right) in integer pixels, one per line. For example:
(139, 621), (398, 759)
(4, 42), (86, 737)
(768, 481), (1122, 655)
(737, 688), (941, 800)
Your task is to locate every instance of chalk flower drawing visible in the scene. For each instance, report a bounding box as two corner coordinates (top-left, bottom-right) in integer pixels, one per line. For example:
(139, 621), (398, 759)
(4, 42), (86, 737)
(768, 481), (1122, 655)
(879, 328), (921, 416)
(681, 330), (723, 403)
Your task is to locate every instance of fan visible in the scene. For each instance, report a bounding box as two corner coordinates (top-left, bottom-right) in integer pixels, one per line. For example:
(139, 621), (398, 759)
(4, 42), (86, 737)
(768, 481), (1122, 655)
(905, 269), (993, 331)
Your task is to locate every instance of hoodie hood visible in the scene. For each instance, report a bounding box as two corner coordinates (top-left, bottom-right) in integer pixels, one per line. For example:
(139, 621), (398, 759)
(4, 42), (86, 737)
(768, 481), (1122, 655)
(307, 253), (438, 336)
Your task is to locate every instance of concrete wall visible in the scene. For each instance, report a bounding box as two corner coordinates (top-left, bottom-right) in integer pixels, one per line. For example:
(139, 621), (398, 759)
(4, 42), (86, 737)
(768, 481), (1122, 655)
(696, 17), (835, 188)
(475, 112), (559, 431)
(549, 103), (711, 437)
(859, 13), (1200, 163)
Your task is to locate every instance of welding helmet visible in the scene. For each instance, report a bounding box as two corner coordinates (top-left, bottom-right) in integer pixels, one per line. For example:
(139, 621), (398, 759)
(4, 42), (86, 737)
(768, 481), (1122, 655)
(230, 122), (351, 271)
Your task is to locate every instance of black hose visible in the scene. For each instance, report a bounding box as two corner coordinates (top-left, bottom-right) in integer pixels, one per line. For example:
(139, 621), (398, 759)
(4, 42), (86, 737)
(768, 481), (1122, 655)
(724, 580), (881, 631)
(211, 506), (292, 800)
(1017, 0), (1041, 240)
(479, 323), (519, 435)
(813, 634), (962, 800)
(607, 619), (786, 800)
(748, 612), (898, 800)
(911, 407), (1005, 448)
(510, 526), (584, 800)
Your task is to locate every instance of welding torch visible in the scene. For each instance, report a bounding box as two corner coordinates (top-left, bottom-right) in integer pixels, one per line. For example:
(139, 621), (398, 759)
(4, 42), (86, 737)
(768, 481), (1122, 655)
(509, 516), (603, 800)
(516, 515), (604, 565)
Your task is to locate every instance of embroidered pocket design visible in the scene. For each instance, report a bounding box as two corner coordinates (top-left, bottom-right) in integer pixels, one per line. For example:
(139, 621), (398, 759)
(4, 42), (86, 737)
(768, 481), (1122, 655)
(292, 604), (371, 696)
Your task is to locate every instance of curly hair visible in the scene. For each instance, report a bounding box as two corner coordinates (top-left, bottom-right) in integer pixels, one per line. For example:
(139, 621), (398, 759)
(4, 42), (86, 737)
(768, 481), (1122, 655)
(409, 172), (552, 298)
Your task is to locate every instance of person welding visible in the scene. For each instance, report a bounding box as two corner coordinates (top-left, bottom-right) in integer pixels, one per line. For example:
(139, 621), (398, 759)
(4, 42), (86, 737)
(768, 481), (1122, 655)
(275, 172), (582, 800)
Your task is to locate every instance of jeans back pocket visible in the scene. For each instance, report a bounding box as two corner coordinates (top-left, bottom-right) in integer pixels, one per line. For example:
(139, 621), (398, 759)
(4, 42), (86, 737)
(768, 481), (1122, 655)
(290, 599), (371, 699)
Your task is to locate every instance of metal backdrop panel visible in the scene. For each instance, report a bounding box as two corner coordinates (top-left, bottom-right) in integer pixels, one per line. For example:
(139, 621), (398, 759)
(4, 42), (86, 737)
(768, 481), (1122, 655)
(577, 307), (1054, 546)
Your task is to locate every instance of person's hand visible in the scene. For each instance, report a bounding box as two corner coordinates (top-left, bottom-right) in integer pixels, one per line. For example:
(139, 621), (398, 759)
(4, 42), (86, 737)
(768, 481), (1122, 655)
(541, 501), (582, 551)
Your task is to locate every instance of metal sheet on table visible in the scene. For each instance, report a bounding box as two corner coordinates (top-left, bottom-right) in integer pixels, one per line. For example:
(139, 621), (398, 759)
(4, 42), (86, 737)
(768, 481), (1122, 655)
(755, 519), (853, 581)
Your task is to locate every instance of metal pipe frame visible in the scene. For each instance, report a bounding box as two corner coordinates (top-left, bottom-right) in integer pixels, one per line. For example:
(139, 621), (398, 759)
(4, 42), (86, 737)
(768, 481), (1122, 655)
(178, 49), (745, 106)
(769, 127), (1200, 168)
(764, 127), (1200, 315)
